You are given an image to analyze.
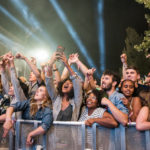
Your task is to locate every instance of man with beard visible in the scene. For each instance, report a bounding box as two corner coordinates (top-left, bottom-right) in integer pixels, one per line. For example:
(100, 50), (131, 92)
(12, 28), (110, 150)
(101, 70), (128, 126)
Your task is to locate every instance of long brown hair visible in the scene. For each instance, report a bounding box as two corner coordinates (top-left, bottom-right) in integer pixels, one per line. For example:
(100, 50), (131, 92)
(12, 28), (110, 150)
(30, 86), (51, 116)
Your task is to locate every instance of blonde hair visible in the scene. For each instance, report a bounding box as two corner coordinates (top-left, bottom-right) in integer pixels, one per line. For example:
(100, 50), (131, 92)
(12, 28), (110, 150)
(30, 86), (51, 116)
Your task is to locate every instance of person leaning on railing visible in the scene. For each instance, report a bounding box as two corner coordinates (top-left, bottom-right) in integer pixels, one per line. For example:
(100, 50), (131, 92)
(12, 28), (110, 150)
(2, 85), (53, 146)
(119, 79), (142, 122)
(78, 89), (118, 128)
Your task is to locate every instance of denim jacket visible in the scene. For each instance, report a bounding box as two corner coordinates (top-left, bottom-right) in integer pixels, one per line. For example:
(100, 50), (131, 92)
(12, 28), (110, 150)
(10, 100), (53, 131)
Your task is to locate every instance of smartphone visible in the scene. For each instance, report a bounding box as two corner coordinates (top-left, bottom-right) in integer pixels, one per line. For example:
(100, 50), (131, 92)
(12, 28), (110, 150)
(56, 46), (65, 54)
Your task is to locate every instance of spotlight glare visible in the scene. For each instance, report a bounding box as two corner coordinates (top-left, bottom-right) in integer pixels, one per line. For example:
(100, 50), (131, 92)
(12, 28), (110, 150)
(34, 49), (49, 62)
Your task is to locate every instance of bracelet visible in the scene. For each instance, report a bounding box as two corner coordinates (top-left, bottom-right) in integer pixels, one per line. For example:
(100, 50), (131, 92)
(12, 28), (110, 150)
(53, 68), (58, 72)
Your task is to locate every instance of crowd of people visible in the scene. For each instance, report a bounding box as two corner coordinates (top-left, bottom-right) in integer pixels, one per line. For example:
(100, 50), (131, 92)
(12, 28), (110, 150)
(0, 49), (150, 146)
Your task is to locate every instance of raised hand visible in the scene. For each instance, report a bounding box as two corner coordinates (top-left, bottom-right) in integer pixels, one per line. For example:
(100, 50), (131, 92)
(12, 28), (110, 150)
(86, 68), (96, 76)
(56, 52), (68, 66)
(48, 52), (60, 67)
(6, 53), (14, 62)
(15, 53), (26, 59)
(30, 57), (37, 65)
(2, 52), (13, 69)
(120, 53), (127, 64)
(68, 53), (79, 64)
(86, 68), (96, 80)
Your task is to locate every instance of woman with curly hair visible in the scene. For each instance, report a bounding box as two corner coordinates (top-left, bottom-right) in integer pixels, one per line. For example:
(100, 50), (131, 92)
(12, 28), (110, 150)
(79, 89), (118, 128)
(45, 52), (83, 121)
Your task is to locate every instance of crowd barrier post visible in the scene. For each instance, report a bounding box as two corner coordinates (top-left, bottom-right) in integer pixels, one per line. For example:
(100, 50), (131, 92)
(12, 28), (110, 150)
(145, 130), (150, 150)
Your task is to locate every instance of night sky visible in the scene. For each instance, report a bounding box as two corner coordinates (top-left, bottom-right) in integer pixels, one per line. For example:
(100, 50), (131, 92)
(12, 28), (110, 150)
(0, 0), (148, 78)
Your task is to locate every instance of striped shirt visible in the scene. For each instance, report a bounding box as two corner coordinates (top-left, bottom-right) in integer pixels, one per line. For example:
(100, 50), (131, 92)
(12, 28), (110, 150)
(79, 107), (106, 121)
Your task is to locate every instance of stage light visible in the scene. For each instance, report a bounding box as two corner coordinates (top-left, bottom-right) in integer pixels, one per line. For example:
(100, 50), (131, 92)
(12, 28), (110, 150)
(49, 0), (100, 77)
(97, 0), (106, 73)
(28, 48), (50, 63)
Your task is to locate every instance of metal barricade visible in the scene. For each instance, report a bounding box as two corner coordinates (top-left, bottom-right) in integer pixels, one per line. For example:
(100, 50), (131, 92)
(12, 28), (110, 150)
(126, 122), (150, 150)
(14, 120), (150, 150)
(0, 123), (14, 150)
(92, 122), (150, 150)
(15, 120), (85, 150)
(15, 119), (46, 150)
(47, 121), (85, 150)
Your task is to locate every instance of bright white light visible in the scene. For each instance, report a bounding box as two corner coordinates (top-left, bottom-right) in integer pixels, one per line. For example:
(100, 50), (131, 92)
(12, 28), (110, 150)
(28, 48), (50, 64)
(34, 49), (49, 61)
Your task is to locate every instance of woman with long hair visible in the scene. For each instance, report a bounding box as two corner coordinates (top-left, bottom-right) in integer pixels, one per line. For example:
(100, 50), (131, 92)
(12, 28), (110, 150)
(3, 85), (53, 146)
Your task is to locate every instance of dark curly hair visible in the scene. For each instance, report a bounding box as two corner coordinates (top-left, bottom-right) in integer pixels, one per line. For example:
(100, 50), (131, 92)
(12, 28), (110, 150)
(57, 77), (74, 99)
(85, 89), (107, 107)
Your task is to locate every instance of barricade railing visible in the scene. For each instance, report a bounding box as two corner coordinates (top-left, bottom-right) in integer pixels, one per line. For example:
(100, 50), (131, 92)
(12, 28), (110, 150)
(15, 119), (45, 150)
(1, 120), (150, 150)
(0, 123), (14, 150)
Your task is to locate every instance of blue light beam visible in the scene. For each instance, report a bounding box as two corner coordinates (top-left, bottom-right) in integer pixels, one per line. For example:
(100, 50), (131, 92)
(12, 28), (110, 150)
(49, 0), (100, 76)
(97, 0), (106, 73)
(10, 0), (55, 47)
(0, 5), (41, 43)
(0, 33), (24, 52)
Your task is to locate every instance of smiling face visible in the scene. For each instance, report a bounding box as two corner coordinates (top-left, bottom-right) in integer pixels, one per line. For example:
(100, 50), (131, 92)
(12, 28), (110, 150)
(86, 93), (98, 109)
(121, 80), (135, 97)
(62, 79), (73, 94)
(34, 86), (47, 101)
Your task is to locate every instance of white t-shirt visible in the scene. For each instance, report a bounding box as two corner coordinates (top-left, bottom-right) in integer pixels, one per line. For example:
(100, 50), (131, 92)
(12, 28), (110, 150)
(79, 107), (106, 121)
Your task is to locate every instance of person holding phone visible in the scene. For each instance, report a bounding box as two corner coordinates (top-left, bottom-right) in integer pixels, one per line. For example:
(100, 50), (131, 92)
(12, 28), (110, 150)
(45, 52), (83, 121)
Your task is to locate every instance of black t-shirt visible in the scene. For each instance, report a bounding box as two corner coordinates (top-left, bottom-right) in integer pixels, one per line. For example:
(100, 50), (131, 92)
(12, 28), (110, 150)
(133, 84), (150, 97)
(56, 104), (73, 121)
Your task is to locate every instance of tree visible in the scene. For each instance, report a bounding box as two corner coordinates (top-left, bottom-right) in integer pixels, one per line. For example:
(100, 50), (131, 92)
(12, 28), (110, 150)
(134, 0), (150, 58)
(123, 27), (150, 77)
